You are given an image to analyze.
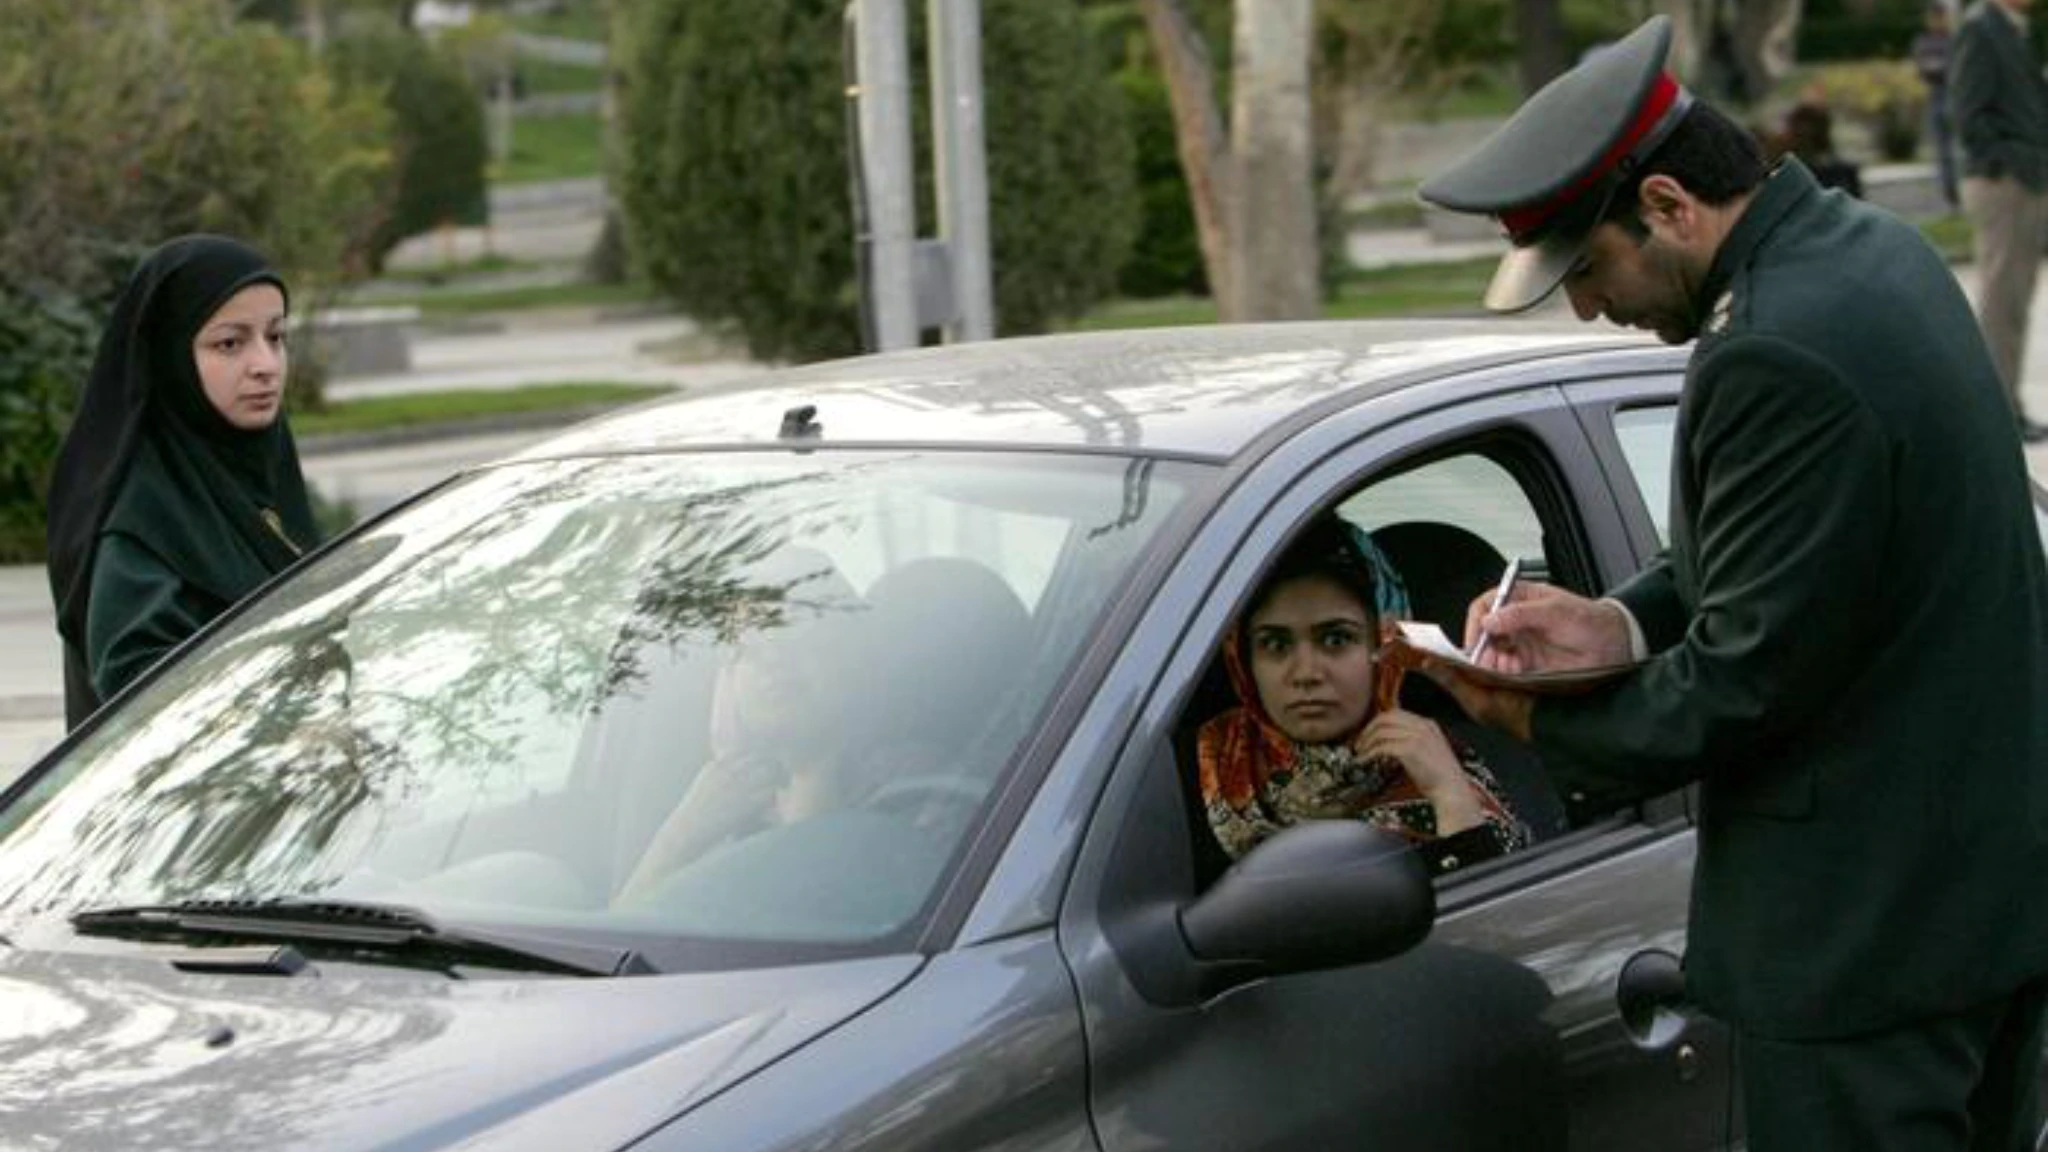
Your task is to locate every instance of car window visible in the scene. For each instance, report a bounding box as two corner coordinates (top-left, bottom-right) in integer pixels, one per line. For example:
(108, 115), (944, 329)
(1337, 453), (1545, 568)
(1611, 405), (1676, 547)
(0, 450), (1204, 967)
(1174, 439), (1594, 895)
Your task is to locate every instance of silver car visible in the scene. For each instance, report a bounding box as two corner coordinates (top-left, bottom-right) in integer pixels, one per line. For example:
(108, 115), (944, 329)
(1, 322), (2042, 1149)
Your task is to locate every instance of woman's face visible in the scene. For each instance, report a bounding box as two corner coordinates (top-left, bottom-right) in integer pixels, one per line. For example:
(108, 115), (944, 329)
(726, 638), (815, 738)
(1247, 573), (1377, 744)
(192, 283), (289, 431)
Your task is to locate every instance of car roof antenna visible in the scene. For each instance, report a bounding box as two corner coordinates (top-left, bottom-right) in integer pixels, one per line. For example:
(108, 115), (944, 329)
(779, 404), (823, 442)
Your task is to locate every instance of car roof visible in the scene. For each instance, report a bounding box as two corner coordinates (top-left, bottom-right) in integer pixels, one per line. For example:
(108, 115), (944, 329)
(516, 320), (1674, 464)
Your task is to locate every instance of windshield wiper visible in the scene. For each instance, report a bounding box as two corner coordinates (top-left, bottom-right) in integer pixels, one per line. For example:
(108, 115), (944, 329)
(70, 897), (658, 978)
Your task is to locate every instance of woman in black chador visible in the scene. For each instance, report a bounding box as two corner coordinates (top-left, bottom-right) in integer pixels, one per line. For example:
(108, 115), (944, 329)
(45, 235), (318, 727)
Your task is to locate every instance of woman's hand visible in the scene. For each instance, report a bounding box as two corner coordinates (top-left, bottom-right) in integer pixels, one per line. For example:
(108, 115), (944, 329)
(773, 768), (839, 824)
(617, 751), (781, 902)
(1354, 711), (1485, 835)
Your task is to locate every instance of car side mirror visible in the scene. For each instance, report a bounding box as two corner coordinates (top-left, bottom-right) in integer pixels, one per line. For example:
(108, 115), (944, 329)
(1176, 821), (1433, 992)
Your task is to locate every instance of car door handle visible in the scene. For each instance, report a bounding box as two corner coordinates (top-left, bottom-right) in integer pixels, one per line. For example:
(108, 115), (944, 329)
(1616, 947), (1694, 1051)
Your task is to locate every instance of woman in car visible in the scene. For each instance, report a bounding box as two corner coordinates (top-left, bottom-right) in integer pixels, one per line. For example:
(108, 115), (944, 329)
(616, 552), (1033, 902)
(1198, 516), (1527, 873)
(45, 235), (317, 727)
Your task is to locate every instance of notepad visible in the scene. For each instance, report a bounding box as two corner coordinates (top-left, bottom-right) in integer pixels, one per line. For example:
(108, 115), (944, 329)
(1379, 620), (1644, 695)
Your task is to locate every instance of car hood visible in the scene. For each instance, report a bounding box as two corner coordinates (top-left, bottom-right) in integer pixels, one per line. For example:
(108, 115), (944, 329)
(0, 944), (921, 1150)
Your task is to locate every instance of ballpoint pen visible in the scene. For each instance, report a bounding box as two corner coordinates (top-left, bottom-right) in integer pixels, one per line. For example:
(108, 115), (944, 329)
(1467, 556), (1522, 664)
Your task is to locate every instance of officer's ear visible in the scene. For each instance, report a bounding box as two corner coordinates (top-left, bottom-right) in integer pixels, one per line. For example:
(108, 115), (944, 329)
(1635, 174), (1700, 239)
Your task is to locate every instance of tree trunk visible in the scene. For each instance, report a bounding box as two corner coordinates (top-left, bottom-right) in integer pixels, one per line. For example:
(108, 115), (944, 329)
(1730, 0), (1802, 105)
(588, 0), (630, 283)
(1139, 0), (1233, 315)
(1227, 0), (1316, 321)
(1325, 76), (1382, 207)
(1514, 0), (1571, 94)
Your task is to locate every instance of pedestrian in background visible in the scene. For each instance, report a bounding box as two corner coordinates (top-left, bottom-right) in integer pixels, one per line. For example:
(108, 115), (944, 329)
(1914, 1), (1963, 210)
(1419, 15), (2048, 1148)
(1774, 82), (1864, 197)
(45, 235), (318, 728)
(1951, 0), (2048, 442)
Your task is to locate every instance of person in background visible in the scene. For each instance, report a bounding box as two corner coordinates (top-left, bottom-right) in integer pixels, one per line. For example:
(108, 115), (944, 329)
(1914, 1), (1963, 209)
(1418, 16), (2048, 1147)
(1951, 0), (2048, 441)
(1775, 82), (1864, 198)
(44, 235), (317, 727)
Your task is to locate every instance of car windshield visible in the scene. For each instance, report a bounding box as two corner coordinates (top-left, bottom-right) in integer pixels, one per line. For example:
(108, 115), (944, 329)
(0, 450), (1202, 968)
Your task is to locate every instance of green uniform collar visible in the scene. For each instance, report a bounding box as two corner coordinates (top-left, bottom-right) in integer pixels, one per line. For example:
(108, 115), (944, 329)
(1692, 159), (1819, 333)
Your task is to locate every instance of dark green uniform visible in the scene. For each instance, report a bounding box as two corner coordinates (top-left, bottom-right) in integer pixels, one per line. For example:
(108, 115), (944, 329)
(84, 531), (231, 705)
(1538, 162), (2048, 1040)
(1536, 161), (2048, 1145)
(80, 431), (312, 706)
(1419, 14), (2048, 1145)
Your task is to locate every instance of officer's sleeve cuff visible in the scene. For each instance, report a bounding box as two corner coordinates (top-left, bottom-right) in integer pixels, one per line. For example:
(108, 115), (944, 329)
(1600, 597), (1650, 662)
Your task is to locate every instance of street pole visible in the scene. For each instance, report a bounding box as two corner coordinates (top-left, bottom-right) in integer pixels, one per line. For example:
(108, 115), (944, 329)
(853, 0), (920, 351)
(929, 0), (994, 342)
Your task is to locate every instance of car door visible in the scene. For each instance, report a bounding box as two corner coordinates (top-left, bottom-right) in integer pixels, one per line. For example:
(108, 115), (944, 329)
(1568, 376), (2048, 1149)
(1059, 368), (1736, 1150)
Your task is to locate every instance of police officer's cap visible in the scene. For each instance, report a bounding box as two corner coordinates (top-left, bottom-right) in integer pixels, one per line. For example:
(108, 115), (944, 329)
(1418, 16), (1694, 312)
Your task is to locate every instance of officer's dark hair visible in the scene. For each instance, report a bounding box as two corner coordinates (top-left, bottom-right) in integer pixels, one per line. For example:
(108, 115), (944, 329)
(1600, 102), (1767, 238)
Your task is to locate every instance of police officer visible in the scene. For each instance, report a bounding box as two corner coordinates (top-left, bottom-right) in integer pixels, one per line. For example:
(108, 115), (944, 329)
(1420, 17), (2048, 1149)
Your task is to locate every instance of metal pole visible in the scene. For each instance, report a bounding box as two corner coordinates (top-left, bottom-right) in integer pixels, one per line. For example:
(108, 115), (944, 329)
(929, 0), (994, 342)
(853, 0), (920, 351)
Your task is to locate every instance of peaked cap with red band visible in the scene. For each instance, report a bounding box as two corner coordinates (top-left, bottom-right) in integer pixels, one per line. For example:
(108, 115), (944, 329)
(1417, 16), (1693, 313)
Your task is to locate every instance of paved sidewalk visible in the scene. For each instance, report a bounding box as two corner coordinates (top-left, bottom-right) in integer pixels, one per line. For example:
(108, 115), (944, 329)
(326, 310), (767, 401)
(0, 566), (62, 775)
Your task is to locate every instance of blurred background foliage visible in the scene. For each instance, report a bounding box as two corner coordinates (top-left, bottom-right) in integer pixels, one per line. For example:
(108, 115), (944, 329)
(325, 10), (492, 270)
(0, 0), (1972, 562)
(621, 0), (1136, 361)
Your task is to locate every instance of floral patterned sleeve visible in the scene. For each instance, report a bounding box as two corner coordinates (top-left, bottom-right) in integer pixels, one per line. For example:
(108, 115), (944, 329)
(1413, 733), (1531, 876)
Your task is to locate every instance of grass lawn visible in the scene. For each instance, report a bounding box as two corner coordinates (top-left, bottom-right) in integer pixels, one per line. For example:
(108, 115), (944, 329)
(1344, 198), (1426, 232)
(1920, 213), (1972, 263)
(492, 110), (606, 185)
(508, 3), (606, 42)
(375, 253), (539, 285)
(1073, 257), (1497, 332)
(295, 382), (671, 437)
(517, 57), (605, 97)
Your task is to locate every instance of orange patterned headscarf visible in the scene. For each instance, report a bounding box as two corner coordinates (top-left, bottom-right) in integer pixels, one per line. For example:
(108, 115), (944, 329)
(1196, 623), (1419, 815)
(1196, 517), (1414, 819)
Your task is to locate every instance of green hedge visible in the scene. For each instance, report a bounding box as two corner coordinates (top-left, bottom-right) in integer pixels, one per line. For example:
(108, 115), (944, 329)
(622, 0), (1137, 361)
(326, 14), (490, 269)
(1116, 70), (1207, 298)
(0, 278), (101, 563)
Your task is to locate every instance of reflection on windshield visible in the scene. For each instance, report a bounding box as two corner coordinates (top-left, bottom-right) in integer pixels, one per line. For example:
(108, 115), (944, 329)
(0, 451), (1199, 965)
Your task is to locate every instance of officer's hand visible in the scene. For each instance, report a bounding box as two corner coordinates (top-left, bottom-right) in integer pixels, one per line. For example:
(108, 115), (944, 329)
(1419, 670), (1536, 743)
(1461, 583), (1634, 673)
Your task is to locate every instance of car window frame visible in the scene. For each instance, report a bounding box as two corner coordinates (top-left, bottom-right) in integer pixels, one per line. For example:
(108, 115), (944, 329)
(1065, 369), (1693, 927)
(1561, 375), (1686, 567)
